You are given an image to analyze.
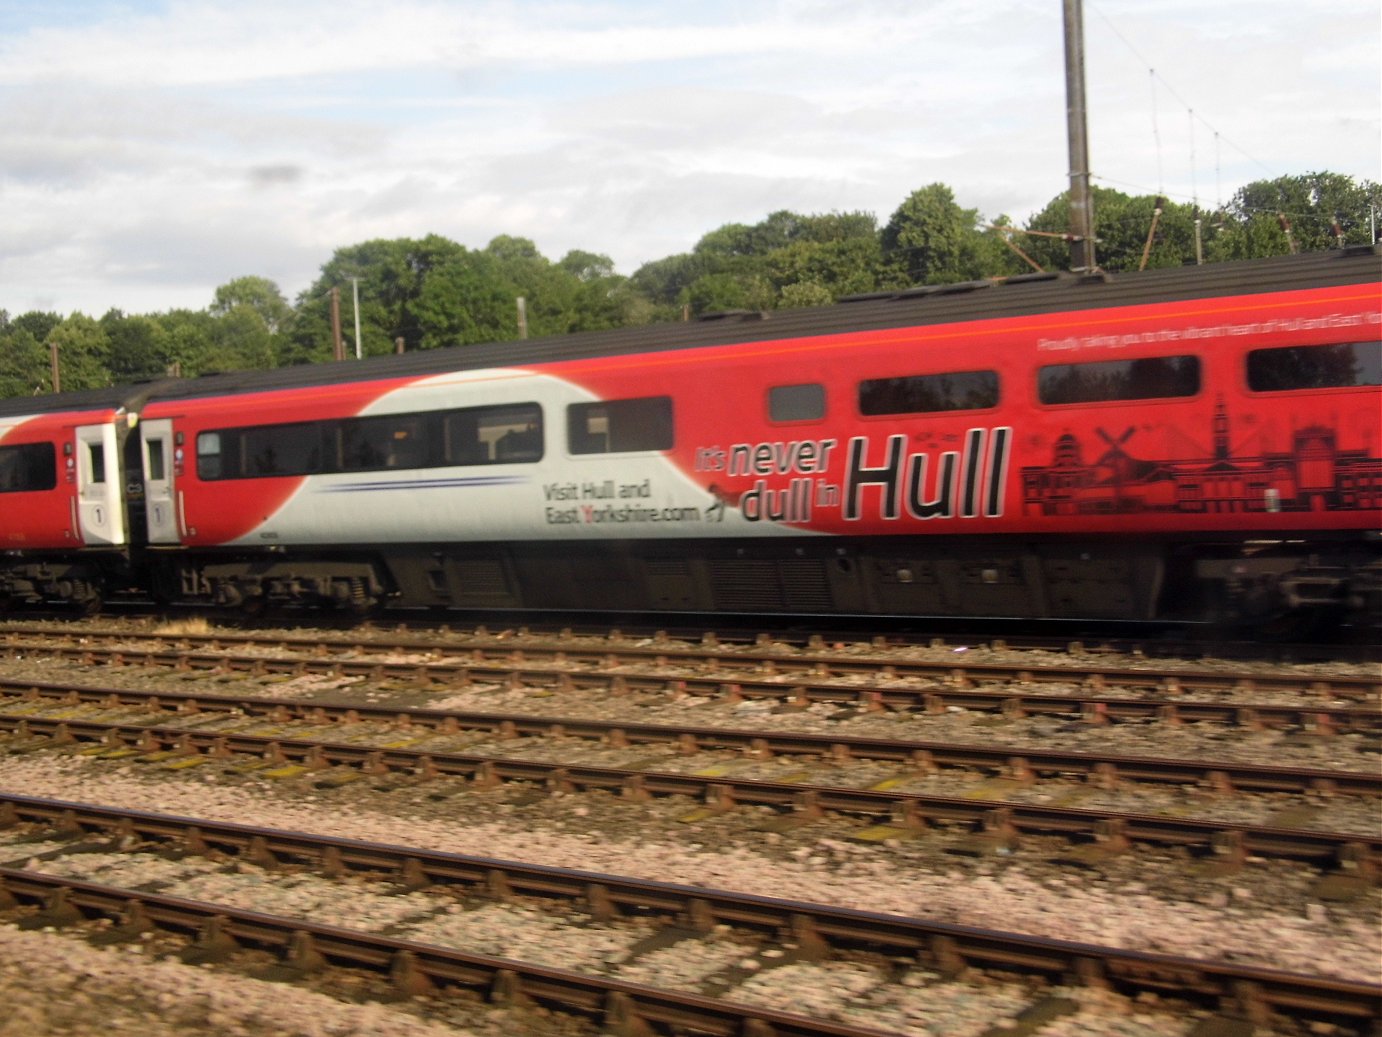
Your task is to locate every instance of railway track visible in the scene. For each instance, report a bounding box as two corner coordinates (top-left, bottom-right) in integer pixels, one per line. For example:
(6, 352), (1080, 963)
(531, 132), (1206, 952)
(2, 795), (1378, 1031)
(16, 604), (1382, 660)
(1, 677), (1378, 791)
(0, 681), (1379, 875)
(1, 617), (1377, 1034)
(0, 630), (1376, 741)
(2, 623), (1378, 711)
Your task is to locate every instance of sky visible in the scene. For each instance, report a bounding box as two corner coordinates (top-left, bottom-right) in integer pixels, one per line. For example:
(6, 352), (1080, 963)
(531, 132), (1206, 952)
(1, 0), (1378, 318)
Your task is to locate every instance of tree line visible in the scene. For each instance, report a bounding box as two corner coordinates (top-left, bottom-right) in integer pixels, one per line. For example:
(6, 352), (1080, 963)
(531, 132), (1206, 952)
(2, 171), (1376, 398)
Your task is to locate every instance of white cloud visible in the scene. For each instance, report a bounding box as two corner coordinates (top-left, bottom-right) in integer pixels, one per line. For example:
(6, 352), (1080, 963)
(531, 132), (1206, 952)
(0, 0), (1376, 316)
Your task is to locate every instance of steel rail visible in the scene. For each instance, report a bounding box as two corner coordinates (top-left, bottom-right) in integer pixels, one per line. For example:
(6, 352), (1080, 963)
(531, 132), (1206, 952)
(0, 861), (1376, 1026)
(7, 611), (1379, 664)
(0, 867), (900, 1037)
(1, 688), (1377, 796)
(1, 713), (1378, 871)
(3, 626), (1378, 703)
(1, 642), (1378, 731)
(2, 676), (1376, 766)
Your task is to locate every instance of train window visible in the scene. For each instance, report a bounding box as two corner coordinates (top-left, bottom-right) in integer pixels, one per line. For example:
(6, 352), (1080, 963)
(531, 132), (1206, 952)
(858, 370), (999, 415)
(146, 439), (166, 482)
(240, 422), (323, 477)
(87, 442), (106, 484)
(196, 432), (222, 480)
(0, 442), (57, 493)
(1246, 341), (1382, 391)
(1038, 355), (1200, 405)
(340, 413), (435, 472)
(197, 404), (545, 481)
(441, 403), (543, 465)
(769, 383), (826, 422)
(568, 396), (673, 454)
(197, 422), (322, 479)
(196, 424), (318, 480)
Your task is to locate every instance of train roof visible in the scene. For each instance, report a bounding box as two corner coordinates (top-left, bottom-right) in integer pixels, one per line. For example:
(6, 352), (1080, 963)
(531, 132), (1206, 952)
(0, 380), (175, 419)
(3, 246), (1378, 419)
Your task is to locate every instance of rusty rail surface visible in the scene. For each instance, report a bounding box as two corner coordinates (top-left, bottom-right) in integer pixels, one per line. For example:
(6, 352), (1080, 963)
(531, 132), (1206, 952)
(0, 869), (899, 1037)
(0, 799), (1377, 1026)
(2, 626), (1378, 710)
(1, 680), (1378, 795)
(1, 708), (1378, 873)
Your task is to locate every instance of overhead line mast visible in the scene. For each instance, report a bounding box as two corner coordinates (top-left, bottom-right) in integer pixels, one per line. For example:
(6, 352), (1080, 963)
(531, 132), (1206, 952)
(1063, 0), (1097, 272)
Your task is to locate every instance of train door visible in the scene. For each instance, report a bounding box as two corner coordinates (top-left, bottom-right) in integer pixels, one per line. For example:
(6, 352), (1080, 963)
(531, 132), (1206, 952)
(123, 430), (147, 546)
(73, 423), (126, 546)
(139, 418), (180, 544)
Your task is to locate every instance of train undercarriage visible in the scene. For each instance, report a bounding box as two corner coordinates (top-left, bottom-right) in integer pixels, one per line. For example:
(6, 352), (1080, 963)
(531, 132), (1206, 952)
(0, 553), (115, 614)
(113, 533), (1382, 631)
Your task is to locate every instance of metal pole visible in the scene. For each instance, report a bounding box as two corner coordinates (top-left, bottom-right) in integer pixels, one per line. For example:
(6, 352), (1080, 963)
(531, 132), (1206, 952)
(351, 277), (362, 359)
(1063, 0), (1096, 272)
(48, 342), (60, 393)
(516, 297), (528, 340)
(330, 287), (345, 362)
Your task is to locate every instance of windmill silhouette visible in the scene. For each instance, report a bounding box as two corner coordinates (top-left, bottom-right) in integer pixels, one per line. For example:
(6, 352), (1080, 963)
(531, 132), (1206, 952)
(1092, 426), (1152, 511)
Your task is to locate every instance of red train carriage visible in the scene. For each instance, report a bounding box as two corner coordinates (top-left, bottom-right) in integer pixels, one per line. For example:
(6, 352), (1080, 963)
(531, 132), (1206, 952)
(2, 247), (1378, 625)
(0, 386), (159, 610)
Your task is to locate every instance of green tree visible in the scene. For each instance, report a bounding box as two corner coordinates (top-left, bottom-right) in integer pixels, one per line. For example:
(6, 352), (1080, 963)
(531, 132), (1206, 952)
(412, 249), (516, 349)
(157, 309), (217, 377)
(684, 271), (775, 314)
(211, 276), (292, 334)
(1207, 172), (1381, 260)
(558, 250), (616, 282)
(1023, 186), (1201, 272)
(47, 314), (111, 391)
(484, 236), (637, 337)
(209, 306), (277, 372)
(778, 281), (836, 308)
(0, 311), (56, 397)
(693, 222), (759, 259)
(881, 184), (1010, 285)
(765, 237), (885, 301)
(795, 211), (879, 244)
(635, 208), (888, 316)
(557, 251), (642, 331)
(101, 310), (170, 383)
(285, 236), (469, 364)
(5, 310), (62, 344)
(629, 253), (712, 314)
(1020, 172), (1378, 270)
(483, 235), (572, 338)
(483, 234), (543, 264)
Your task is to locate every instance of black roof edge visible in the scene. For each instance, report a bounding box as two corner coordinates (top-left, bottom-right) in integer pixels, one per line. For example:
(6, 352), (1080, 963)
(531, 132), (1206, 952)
(842, 271), (1064, 304)
(696, 309), (769, 323)
(837, 290), (897, 303)
(1341, 242), (1382, 258)
(1000, 271), (1062, 285)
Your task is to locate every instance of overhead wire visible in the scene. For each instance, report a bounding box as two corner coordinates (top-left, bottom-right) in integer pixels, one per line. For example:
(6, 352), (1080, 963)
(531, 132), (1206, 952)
(1086, 0), (1280, 207)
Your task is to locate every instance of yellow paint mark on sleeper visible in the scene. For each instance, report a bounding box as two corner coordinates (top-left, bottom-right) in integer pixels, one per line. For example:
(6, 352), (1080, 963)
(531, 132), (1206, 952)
(262, 765), (309, 779)
(160, 757), (208, 771)
(851, 825), (920, 843)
